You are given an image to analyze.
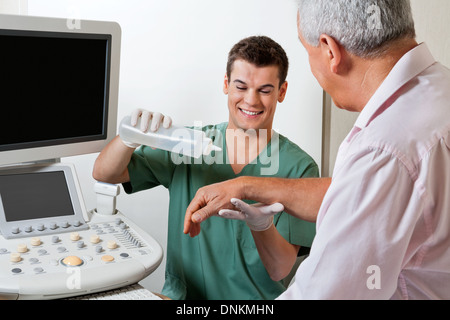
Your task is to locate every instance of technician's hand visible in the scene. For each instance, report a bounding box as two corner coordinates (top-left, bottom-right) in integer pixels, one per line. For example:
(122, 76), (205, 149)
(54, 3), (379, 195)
(121, 108), (173, 149)
(218, 199), (284, 232)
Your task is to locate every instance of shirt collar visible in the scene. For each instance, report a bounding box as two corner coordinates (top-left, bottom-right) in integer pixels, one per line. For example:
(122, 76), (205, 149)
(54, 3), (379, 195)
(354, 43), (436, 130)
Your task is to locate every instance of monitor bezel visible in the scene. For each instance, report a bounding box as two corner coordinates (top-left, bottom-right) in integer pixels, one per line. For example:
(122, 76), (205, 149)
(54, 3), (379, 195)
(0, 14), (121, 166)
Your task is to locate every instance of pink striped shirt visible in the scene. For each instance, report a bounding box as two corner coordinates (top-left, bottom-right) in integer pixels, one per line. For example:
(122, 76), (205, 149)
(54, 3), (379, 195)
(280, 43), (450, 299)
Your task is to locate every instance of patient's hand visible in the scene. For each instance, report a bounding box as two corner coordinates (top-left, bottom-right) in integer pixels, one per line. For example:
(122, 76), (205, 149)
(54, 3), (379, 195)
(183, 178), (244, 237)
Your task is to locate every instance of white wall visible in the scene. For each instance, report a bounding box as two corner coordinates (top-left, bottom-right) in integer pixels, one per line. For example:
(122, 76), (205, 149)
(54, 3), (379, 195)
(0, 0), (27, 14)
(411, 0), (450, 68)
(322, 0), (450, 177)
(25, 0), (323, 292)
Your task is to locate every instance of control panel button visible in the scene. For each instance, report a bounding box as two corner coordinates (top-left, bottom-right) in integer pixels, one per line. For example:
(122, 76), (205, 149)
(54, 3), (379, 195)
(34, 267), (44, 273)
(30, 237), (41, 246)
(70, 232), (80, 241)
(11, 268), (22, 274)
(61, 256), (83, 267)
(17, 244), (28, 253)
(101, 255), (114, 262)
(107, 240), (117, 249)
(90, 234), (100, 244)
(10, 253), (21, 263)
(49, 259), (58, 266)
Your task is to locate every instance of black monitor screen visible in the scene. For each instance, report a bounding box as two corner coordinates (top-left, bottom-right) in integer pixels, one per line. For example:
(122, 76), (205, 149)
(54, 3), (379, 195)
(0, 171), (75, 222)
(0, 30), (111, 151)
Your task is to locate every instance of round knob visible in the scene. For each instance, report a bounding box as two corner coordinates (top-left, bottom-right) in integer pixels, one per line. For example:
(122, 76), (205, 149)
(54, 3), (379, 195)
(52, 236), (60, 243)
(10, 252), (21, 262)
(30, 237), (41, 246)
(107, 240), (117, 249)
(62, 256), (83, 267)
(34, 267), (44, 273)
(101, 255), (114, 262)
(70, 232), (80, 241)
(90, 234), (100, 244)
(17, 243), (28, 253)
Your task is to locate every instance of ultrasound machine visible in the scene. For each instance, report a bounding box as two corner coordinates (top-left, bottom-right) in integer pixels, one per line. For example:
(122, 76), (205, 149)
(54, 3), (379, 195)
(0, 14), (163, 300)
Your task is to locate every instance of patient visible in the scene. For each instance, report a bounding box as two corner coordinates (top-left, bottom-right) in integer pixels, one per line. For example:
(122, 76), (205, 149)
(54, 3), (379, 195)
(93, 35), (318, 300)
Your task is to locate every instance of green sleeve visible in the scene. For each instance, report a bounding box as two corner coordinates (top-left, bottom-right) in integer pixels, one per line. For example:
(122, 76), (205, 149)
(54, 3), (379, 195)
(122, 145), (177, 194)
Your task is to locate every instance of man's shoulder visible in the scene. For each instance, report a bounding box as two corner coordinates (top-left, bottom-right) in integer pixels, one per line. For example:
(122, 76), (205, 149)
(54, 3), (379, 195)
(275, 133), (319, 177)
(277, 133), (316, 161)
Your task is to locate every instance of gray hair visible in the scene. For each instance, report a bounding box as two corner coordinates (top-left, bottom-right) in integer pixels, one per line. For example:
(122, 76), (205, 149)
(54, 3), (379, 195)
(297, 0), (416, 58)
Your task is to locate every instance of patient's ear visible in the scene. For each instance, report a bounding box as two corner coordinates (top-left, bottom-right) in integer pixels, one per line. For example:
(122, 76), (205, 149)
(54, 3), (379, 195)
(319, 34), (342, 74)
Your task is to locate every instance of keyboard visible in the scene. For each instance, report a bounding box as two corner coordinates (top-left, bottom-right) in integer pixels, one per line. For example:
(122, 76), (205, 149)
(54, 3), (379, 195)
(68, 283), (162, 300)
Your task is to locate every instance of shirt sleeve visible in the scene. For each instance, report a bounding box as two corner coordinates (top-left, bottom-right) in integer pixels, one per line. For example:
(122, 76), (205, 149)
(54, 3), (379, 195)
(280, 146), (423, 299)
(122, 145), (177, 194)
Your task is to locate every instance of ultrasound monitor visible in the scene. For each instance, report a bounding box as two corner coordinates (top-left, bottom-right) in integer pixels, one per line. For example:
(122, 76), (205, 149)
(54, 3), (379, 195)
(0, 14), (121, 166)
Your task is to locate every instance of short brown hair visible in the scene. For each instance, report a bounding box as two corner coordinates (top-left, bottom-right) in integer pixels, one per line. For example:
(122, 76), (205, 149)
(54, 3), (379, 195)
(226, 36), (289, 88)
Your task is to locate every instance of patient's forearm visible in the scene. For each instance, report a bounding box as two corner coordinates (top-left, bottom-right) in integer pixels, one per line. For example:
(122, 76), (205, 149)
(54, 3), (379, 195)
(187, 176), (331, 235)
(240, 176), (331, 222)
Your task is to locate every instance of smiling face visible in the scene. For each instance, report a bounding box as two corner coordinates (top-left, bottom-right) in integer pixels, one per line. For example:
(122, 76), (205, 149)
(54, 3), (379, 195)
(224, 59), (288, 132)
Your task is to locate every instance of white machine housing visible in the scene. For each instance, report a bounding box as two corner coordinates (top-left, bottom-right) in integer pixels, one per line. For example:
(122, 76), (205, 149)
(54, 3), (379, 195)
(0, 163), (163, 300)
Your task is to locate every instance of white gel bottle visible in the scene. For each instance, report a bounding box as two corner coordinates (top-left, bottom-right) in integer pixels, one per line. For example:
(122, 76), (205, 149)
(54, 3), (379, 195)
(119, 115), (221, 158)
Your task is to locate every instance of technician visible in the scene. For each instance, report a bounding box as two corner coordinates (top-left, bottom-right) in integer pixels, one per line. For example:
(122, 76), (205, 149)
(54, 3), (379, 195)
(93, 36), (319, 300)
(184, 0), (450, 299)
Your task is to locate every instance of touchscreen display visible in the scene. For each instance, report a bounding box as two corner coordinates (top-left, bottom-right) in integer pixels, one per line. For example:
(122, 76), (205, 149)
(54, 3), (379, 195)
(0, 171), (75, 222)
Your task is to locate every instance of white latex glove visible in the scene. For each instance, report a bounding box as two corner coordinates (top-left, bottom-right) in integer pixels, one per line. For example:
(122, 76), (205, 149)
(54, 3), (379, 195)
(121, 108), (173, 148)
(218, 198), (284, 232)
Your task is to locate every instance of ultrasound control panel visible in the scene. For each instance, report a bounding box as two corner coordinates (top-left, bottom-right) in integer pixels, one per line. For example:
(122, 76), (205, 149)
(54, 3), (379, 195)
(0, 163), (163, 300)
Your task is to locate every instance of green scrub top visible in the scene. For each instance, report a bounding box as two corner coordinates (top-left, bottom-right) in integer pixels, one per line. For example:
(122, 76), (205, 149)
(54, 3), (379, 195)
(123, 122), (319, 300)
